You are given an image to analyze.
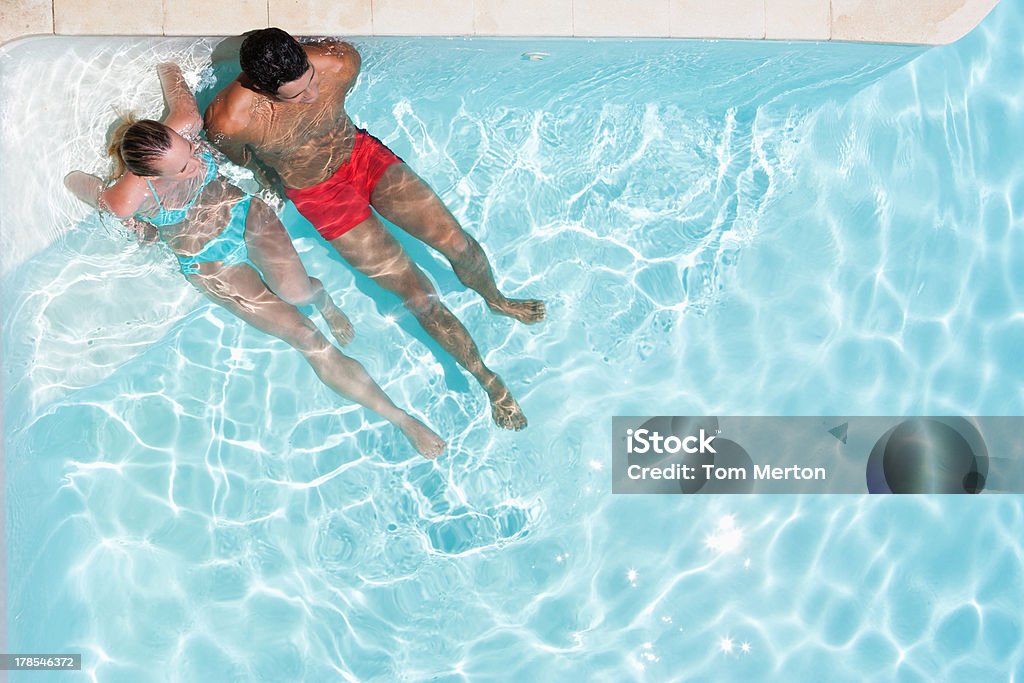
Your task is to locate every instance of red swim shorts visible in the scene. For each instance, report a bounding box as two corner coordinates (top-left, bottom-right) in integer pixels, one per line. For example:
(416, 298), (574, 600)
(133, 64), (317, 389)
(284, 128), (404, 241)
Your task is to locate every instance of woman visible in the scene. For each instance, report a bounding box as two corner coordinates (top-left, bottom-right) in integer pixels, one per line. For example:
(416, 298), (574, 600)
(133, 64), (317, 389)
(65, 62), (445, 459)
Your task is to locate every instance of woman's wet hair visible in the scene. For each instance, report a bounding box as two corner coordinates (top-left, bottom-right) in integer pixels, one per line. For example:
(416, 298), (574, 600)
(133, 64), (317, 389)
(240, 28), (309, 95)
(107, 116), (171, 178)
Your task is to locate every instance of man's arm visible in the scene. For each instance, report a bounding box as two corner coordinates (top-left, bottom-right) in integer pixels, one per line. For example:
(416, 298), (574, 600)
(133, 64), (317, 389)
(204, 93), (249, 166)
(209, 130), (281, 197)
(204, 95), (279, 193)
(205, 120), (253, 169)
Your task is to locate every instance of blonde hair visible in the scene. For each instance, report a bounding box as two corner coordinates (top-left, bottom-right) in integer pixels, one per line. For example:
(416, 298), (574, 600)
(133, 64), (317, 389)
(106, 114), (171, 179)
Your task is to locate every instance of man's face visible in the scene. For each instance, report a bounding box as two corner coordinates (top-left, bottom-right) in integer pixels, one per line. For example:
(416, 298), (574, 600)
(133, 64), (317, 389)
(275, 63), (319, 104)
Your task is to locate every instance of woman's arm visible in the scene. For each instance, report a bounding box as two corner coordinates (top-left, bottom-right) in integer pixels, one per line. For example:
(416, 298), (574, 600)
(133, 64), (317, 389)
(63, 170), (159, 244)
(158, 62), (202, 137)
(64, 170), (104, 209)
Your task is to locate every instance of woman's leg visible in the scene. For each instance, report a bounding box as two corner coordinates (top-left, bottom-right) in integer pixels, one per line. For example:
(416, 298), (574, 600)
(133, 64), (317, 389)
(190, 264), (445, 459)
(242, 197), (354, 346)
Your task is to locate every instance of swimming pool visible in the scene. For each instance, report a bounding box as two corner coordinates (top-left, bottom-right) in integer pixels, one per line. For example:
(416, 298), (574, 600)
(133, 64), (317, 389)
(2, 1), (1023, 679)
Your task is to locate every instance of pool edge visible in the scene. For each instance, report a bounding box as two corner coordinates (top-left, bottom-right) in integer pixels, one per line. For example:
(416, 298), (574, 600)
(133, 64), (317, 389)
(0, 0), (1006, 49)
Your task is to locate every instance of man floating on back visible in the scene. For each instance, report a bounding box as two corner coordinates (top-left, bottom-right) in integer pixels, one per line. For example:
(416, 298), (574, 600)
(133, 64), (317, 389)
(205, 28), (545, 430)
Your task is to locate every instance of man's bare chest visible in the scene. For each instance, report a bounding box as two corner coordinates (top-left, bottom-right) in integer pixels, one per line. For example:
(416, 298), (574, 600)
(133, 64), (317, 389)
(251, 96), (349, 154)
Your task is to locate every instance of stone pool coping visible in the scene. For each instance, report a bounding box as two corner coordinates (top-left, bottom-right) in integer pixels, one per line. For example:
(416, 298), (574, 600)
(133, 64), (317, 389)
(0, 0), (1003, 46)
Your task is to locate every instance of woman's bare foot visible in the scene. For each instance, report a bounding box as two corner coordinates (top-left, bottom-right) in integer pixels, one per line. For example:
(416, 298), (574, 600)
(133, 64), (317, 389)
(320, 301), (354, 346)
(487, 297), (546, 324)
(483, 377), (527, 430)
(398, 415), (446, 459)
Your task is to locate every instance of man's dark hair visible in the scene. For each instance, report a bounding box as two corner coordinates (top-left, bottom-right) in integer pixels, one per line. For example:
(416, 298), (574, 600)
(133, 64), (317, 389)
(239, 28), (310, 94)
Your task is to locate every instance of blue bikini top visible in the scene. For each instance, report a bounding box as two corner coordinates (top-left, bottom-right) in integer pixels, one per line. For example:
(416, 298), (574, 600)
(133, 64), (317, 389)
(137, 148), (219, 226)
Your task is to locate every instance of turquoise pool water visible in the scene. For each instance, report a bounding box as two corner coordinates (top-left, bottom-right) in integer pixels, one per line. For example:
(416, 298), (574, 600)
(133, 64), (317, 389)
(2, 0), (1023, 679)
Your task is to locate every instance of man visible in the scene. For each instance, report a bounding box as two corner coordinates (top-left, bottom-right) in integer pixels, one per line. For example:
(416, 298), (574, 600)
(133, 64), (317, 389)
(205, 28), (544, 430)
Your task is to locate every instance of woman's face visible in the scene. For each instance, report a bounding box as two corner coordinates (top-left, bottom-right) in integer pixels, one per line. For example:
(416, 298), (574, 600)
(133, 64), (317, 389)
(148, 129), (203, 180)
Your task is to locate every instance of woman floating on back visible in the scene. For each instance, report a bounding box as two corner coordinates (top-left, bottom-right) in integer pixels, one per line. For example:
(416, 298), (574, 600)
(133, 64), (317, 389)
(65, 63), (445, 459)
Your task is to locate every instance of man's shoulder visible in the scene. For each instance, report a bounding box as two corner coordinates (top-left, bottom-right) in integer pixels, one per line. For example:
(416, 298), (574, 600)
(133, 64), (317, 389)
(204, 80), (256, 138)
(305, 40), (361, 82)
(301, 40), (362, 93)
(305, 38), (359, 65)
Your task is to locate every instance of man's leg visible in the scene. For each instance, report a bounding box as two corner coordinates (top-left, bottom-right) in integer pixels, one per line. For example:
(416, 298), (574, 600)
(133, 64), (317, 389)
(331, 213), (527, 430)
(370, 163), (545, 324)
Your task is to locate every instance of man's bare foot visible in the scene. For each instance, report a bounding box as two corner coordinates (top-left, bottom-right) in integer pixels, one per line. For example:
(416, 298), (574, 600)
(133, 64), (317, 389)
(484, 378), (527, 430)
(320, 302), (354, 346)
(398, 415), (446, 459)
(487, 297), (546, 325)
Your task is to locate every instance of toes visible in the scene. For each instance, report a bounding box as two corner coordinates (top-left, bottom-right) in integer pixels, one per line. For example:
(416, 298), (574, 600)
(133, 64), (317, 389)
(417, 438), (443, 459)
(492, 407), (527, 431)
(493, 408), (512, 430)
(522, 300), (546, 323)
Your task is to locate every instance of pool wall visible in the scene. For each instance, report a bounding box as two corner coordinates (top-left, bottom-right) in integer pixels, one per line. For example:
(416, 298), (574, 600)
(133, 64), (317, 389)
(0, 0), (1004, 45)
